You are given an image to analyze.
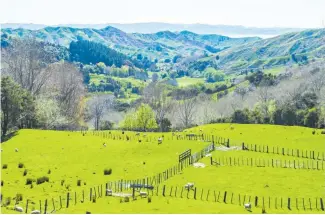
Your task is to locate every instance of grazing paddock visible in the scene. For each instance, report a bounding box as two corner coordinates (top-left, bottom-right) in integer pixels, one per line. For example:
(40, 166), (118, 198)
(1, 124), (324, 214)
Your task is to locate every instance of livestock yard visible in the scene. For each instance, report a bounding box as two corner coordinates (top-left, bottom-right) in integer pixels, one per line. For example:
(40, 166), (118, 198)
(1, 124), (325, 214)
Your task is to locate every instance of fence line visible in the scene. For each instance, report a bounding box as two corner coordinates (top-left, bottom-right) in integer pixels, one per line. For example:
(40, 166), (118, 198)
(242, 143), (325, 161)
(210, 156), (325, 171)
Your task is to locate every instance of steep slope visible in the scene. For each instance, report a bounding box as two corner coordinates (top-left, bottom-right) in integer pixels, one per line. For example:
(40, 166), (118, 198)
(1, 26), (261, 60)
(197, 29), (325, 73)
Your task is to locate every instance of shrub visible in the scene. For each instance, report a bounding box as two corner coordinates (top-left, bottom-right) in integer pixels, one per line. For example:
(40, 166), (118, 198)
(30, 183), (33, 189)
(124, 196), (130, 202)
(77, 180), (81, 186)
(4, 197), (11, 206)
(321, 130), (325, 135)
(48, 169), (51, 174)
(84, 182), (87, 185)
(312, 130), (316, 135)
(148, 197), (152, 203)
(2, 164), (8, 169)
(36, 176), (49, 185)
(18, 163), (24, 168)
(16, 193), (23, 201)
(26, 178), (33, 185)
(104, 168), (112, 175)
(23, 169), (28, 176)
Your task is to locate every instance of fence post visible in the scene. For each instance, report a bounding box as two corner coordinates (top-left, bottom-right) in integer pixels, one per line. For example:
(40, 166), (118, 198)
(223, 191), (227, 203)
(282, 148), (284, 155)
(83, 190), (84, 202)
(194, 187), (197, 200)
(255, 196), (258, 207)
(231, 193), (233, 204)
(162, 185), (166, 196)
(59, 196), (62, 209)
(288, 198), (291, 210)
(90, 188), (92, 201)
(320, 198), (324, 211)
(66, 193), (70, 208)
(266, 146), (268, 153)
(44, 199), (48, 214)
(210, 157), (213, 165)
(39, 200), (42, 214)
(242, 142), (245, 150)
(227, 139), (230, 148)
(25, 200), (29, 214)
(214, 191), (216, 202)
(52, 198), (55, 211)
(180, 187), (183, 198)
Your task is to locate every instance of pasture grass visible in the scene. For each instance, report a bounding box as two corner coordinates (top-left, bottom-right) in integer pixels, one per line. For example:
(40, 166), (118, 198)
(1, 123), (324, 214)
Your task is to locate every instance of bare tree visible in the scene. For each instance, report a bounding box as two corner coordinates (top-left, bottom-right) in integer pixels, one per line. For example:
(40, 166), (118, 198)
(143, 83), (173, 131)
(47, 62), (85, 124)
(1, 37), (55, 95)
(175, 93), (197, 128)
(87, 94), (114, 130)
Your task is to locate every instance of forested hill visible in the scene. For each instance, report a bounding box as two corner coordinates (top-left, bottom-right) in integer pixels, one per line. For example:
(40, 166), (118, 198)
(197, 28), (325, 73)
(0, 26), (260, 59)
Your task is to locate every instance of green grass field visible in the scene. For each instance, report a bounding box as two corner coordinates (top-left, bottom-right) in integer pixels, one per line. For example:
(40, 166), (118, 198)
(176, 77), (205, 87)
(1, 124), (324, 214)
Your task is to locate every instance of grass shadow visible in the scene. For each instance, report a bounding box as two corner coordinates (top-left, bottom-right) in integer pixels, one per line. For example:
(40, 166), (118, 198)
(1, 131), (18, 143)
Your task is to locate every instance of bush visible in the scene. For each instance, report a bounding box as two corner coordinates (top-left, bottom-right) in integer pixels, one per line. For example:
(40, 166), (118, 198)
(148, 197), (152, 203)
(2, 164), (8, 169)
(321, 130), (325, 135)
(77, 180), (81, 186)
(26, 178), (33, 185)
(61, 180), (65, 186)
(4, 197), (11, 206)
(18, 163), (24, 168)
(104, 168), (112, 175)
(23, 169), (28, 176)
(16, 193), (23, 201)
(36, 176), (49, 185)
(312, 130), (316, 135)
(124, 196), (130, 202)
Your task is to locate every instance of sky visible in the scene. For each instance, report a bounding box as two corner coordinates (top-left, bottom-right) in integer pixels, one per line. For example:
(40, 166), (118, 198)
(1, 0), (325, 28)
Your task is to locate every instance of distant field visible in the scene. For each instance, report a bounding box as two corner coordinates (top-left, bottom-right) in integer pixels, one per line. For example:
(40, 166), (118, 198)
(1, 124), (324, 214)
(176, 77), (205, 87)
(264, 66), (285, 75)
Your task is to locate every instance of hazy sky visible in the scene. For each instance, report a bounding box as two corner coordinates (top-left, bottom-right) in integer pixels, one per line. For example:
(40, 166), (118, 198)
(1, 0), (325, 28)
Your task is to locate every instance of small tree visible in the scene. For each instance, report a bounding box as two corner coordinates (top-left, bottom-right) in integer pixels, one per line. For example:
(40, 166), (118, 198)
(135, 104), (158, 131)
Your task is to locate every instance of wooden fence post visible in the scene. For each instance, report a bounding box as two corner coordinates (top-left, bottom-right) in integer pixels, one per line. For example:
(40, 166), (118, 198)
(39, 200), (42, 214)
(200, 188), (203, 200)
(255, 196), (258, 207)
(59, 196), (62, 209)
(217, 191), (220, 202)
(66, 193), (70, 208)
(25, 200), (29, 214)
(194, 187), (197, 200)
(90, 188), (92, 201)
(288, 198), (291, 210)
(223, 191), (227, 203)
(210, 157), (213, 165)
(180, 187), (183, 198)
(52, 198), (55, 211)
(231, 193), (234, 204)
(44, 199), (48, 214)
(214, 191), (216, 202)
(320, 198), (324, 211)
(162, 185), (166, 196)
(83, 190), (84, 203)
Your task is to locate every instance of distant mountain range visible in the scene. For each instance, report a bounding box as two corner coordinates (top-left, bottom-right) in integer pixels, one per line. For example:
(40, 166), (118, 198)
(1, 24), (324, 74)
(1, 26), (261, 60)
(1, 22), (308, 38)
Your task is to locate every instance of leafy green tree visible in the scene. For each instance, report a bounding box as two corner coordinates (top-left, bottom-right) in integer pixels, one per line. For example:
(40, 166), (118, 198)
(204, 68), (225, 83)
(135, 104), (158, 131)
(1, 77), (35, 137)
(304, 108), (319, 128)
(231, 108), (251, 124)
(119, 112), (136, 130)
